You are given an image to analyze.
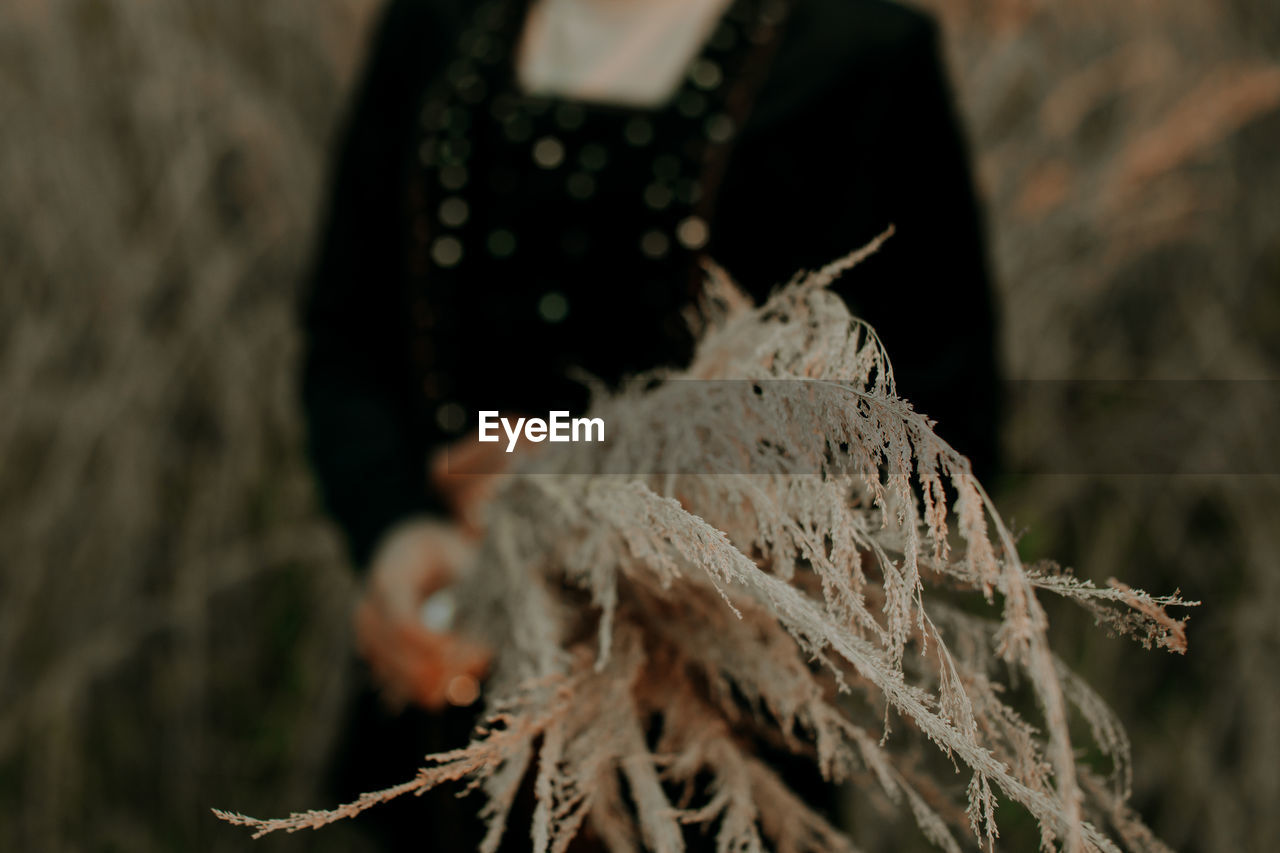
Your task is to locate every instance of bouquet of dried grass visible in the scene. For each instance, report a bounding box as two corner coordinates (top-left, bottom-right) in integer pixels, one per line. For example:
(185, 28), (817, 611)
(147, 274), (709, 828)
(218, 235), (1194, 851)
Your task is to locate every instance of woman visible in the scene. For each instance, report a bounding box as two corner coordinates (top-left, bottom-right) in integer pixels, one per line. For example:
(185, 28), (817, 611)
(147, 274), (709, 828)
(304, 0), (1000, 847)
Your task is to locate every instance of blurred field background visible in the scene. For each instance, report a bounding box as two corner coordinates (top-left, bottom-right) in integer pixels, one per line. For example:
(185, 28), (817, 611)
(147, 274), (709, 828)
(1, 0), (1277, 850)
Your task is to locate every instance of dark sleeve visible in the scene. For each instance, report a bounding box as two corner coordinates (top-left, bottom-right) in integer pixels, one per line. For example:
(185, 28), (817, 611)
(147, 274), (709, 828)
(828, 16), (1003, 481)
(301, 0), (448, 569)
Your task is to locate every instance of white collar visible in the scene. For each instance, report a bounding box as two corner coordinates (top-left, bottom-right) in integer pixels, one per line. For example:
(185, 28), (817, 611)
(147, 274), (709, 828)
(516, 0), (736, 107)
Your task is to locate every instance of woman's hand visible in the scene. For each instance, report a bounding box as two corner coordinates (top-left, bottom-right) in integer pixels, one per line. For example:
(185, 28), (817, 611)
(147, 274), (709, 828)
(355, 430), (528, 710)
(355, 519), (490, 710)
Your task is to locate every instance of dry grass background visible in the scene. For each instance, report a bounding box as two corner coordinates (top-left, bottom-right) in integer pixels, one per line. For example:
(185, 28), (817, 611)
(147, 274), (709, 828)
(1, 0), (1276, 850)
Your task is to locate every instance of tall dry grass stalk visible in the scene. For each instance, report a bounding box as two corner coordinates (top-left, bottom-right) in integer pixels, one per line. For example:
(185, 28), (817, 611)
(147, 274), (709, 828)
(0, 2), (378, 849)
(218, 246), (1194, 852)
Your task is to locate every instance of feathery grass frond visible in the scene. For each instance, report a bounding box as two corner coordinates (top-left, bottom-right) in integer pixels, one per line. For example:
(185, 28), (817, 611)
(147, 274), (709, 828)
(218, 239), (1194, 850)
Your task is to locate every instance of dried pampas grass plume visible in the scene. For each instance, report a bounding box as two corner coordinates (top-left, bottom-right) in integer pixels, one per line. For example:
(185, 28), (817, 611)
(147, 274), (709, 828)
(217, 233), (1195, 851)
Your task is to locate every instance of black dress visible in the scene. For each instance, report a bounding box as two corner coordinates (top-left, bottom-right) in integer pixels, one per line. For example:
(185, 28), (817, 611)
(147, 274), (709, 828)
(307, 0), (1001, 847)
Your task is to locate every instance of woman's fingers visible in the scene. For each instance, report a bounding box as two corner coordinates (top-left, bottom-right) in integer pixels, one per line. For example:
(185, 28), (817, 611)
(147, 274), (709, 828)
(403, 630), (491, 709)
(357, 603), (492, 710)
(385, 622), (490, 710)
(357, 515), (497, 710)
(356, 522), (492, 710)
